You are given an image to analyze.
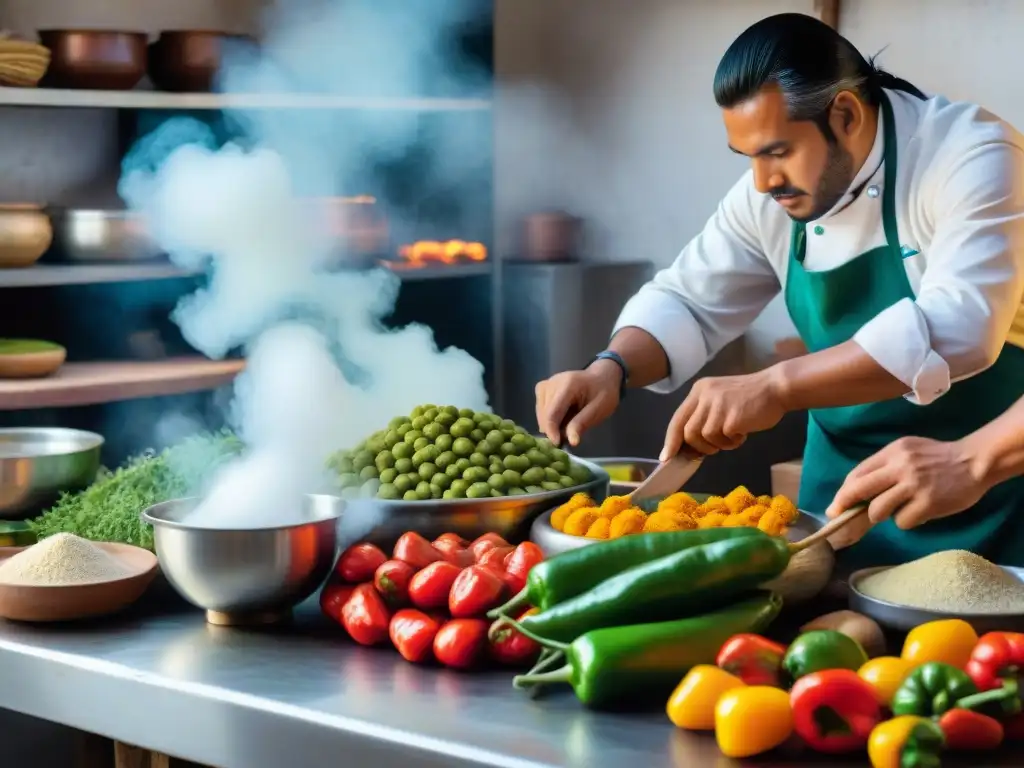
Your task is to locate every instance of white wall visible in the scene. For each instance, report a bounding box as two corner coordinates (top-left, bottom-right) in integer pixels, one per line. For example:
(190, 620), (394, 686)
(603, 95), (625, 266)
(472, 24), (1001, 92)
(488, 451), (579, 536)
(494, 0), (1024, 361)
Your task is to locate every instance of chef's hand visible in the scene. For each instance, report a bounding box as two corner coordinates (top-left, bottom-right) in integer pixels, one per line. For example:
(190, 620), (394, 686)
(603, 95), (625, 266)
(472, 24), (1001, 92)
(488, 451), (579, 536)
(824, 437), (987, 550)
(660, 370), (788, 460)
(535, 359), (621, 447)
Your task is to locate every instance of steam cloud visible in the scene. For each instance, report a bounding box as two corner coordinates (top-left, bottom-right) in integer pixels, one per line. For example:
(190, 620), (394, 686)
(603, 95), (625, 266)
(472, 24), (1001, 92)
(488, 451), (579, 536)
(119, 0), (491, 528)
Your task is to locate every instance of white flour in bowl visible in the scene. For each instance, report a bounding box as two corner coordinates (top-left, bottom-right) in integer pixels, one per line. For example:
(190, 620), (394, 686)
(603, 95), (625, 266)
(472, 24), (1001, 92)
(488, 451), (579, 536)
(0, 533), (131, 586)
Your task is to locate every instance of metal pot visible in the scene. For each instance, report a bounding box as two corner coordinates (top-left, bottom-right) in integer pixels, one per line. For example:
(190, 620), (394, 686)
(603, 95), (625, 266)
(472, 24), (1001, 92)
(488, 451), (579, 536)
(522, 211), (583, 262)
(317, 196), (390, 268)
(148, 31), (254, 93)
(49, 208), (161, 263)
(0, 204), (52, 268)
(38, 29), (147, 90)
(0, 428), (103, 517)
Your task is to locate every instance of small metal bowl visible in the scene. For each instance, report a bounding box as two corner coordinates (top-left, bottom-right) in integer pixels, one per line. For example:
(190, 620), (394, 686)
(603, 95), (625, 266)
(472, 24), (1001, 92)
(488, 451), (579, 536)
(530, 494), (835, 606)
(48, 208), (161, 263)
(849, 565), (1024, 633)
(0, 428), (103, 517)
(142, 494), (341, 626)
(340, 457), (609, 547)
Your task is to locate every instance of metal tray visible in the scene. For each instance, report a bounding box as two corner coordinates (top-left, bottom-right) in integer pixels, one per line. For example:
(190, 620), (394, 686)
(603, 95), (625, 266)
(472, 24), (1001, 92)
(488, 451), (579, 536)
(529, 493), (835, 606)
(849, 565), (1024, 633)
(339, 456), (610, 547)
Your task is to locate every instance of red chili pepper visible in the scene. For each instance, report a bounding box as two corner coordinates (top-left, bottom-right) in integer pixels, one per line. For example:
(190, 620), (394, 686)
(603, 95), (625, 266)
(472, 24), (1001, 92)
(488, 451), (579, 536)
(476, 546), (514, 573)
(389, 609), (442, 664)
(393, 532), (444, 569)
(373, 560), (416, 607)
(716, 633), (788, 687)
(504, 542), (544, 594)
(938, 708), (1004, 751)
(449, 565), (506, 618)
(341, 583), (392, 646)
(408, 561), (463, 611)
(335, 543), (387, 583)
(790, 669), (881, 754)
(319, 579), (355, 625)
(488, 608), (541, 667)
(966, 632), (1024, 691)
(470, 533), (509, 562)
(433, 618), (490, 669)
(433, 532), (470, 548)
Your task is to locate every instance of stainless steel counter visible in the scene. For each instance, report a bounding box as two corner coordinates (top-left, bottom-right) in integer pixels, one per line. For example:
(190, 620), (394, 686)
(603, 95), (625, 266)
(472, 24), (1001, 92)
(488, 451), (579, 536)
(0, 594), (1018, 768)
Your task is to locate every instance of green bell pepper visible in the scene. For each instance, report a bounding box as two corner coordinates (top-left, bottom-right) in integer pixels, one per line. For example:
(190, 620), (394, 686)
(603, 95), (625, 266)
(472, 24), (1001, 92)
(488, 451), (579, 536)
(781, 630), (869, 685)
(891, 661), (978, 717)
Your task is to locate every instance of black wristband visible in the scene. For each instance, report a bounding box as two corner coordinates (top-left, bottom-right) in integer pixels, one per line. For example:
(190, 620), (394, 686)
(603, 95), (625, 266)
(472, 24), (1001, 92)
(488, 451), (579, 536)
(589, 350), (629, 400)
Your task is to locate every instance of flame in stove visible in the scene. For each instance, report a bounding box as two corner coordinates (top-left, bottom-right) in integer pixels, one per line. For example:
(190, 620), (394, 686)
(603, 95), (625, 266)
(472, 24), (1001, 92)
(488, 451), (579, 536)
(398, 239), (487, 266)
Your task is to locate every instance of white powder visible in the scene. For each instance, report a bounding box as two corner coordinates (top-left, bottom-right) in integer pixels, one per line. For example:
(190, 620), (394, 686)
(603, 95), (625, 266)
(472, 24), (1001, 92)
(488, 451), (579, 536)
(0, 533), (131, 586)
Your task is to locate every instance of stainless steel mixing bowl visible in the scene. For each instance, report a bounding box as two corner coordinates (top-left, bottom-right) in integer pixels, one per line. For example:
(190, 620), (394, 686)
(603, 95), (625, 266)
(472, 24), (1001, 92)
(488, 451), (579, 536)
(0, 428), (103, 517)
(49, 208), (161, 262)
(339, 457), (610, 547)
(141, 494), (342, 626)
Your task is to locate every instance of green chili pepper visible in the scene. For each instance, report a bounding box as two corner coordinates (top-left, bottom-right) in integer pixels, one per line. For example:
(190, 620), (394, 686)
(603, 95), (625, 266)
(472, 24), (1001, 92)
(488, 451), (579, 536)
(892, 662), (978, 717)
(490, 527), (762, 618)
(512, 592), (782, 709)
(781, 630), (869, 685)
(956, 678), (1022, 719)
(500, 531), (790, 644)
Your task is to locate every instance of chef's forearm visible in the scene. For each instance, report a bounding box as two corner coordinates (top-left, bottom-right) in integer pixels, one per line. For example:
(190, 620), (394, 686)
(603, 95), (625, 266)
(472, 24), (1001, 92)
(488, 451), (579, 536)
(768, 339), (910, 411)
(962, 396), (1024, 491)
(601, 327), (671, 389)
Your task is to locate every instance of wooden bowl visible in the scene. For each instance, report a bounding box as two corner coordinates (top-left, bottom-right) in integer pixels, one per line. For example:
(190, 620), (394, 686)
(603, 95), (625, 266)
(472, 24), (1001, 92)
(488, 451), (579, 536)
(38, 30), (147, 91)
(0, 204), (52, 267)
(0, 339), (66, 378)
(0, 542), (157, 622)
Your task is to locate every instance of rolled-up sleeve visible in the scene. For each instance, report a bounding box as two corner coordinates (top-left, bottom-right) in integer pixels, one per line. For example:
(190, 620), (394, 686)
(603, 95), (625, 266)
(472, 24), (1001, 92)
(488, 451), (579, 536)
(853, 140), (1024, 405)
(613, 171), (781, 393)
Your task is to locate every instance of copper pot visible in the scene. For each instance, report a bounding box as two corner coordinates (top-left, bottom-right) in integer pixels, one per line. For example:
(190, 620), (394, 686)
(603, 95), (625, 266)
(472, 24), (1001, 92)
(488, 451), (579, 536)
(38, 30), (147, 90)
(148, 31), (253, 93)
(522, 212), (583, 262)
(0, 204), (53, 268)
(317, 196), (389, 267)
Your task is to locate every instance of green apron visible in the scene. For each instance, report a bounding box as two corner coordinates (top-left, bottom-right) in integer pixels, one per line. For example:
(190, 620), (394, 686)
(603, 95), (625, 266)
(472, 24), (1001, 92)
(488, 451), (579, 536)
(785, 92), (1024, 567)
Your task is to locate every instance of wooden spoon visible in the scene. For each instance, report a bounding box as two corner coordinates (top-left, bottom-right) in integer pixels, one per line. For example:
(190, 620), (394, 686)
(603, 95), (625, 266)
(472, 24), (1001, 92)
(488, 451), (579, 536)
(789, 503), (869, 554)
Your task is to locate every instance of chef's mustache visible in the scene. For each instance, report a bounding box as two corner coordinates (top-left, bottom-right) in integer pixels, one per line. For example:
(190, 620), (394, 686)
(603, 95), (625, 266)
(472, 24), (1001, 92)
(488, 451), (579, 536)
(770, 186), (807, 200)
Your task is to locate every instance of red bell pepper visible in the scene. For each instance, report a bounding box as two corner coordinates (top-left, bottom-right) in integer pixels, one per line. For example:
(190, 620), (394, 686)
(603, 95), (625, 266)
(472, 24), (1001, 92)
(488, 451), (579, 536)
(393, 532), (444, 569)
(790, 669), (882, 754)
(449, 565), (506, 618)
(938, 708), (1004, 751)
(504, 542), (544, 594)
(408, 561), (463, 611)
(434, 619), (490, 669)
(389, 609), (442, 664)
(966, 632), (1024, 691)
(373, 560), (415, 607)
(488, 608), (541, 667)
(335, 543), (387, 583)
(341, 583), (392, 646)
(319, 580), (355, 624)
(716, 633), (787, 687)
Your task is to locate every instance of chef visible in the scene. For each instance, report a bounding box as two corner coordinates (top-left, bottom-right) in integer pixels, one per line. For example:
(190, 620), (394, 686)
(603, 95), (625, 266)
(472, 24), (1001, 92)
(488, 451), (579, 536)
(534, 13), (1024, 566)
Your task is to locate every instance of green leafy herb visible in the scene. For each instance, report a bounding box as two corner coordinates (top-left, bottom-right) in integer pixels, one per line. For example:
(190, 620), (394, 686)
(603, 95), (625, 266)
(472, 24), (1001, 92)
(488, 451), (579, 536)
(29, 431), (243, 550)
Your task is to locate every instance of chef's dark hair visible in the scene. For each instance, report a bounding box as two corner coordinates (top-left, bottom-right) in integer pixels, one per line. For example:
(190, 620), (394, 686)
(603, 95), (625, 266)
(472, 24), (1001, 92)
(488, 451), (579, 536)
(713, 13), (926, 138)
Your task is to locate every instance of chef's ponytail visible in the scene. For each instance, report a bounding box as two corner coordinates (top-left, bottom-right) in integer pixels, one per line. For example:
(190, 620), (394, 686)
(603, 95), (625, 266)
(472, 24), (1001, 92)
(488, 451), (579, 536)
(714, 13), (926, 130)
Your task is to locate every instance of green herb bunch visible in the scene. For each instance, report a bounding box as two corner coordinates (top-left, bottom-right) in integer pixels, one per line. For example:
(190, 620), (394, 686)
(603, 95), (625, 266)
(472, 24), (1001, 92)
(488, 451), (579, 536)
(29, 430), (244, 550)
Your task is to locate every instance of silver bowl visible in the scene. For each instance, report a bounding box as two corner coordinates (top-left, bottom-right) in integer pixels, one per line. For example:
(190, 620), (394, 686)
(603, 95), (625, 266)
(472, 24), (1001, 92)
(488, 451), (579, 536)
(339, 457), (609, 547)
(141, 494), (342, 626)
(849, 565), (1024, 633)
(49, 208), (162, 263)
(0, 428), (103, 517)
(530, 493), (835, 606)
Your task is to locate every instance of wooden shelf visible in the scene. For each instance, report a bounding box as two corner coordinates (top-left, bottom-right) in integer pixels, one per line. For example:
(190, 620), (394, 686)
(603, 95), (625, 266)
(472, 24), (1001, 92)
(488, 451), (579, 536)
(0, 88), (492, 112)
(0, 261), (492, 288)
(383, 262), (492, 280)
(0, 358), (245, 410)
(0, 263), (202, 288)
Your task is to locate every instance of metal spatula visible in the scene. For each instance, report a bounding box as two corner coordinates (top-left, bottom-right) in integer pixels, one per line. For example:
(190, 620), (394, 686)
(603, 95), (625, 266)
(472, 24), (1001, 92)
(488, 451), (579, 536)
(628, 448), (704, 505)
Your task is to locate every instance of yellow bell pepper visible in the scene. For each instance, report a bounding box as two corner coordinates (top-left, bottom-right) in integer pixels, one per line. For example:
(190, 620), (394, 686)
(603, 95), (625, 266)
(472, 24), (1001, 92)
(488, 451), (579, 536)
(867, 716), (944, 768)
(901, 619), (978, 669)
(666, 664), (744, 731)
(858, 657), (915, 706)
(715, 685), (793, 758)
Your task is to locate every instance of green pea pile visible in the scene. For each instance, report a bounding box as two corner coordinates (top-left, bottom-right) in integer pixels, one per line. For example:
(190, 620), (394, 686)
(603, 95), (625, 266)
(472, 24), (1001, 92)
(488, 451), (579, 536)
(327, 405), (592, 501)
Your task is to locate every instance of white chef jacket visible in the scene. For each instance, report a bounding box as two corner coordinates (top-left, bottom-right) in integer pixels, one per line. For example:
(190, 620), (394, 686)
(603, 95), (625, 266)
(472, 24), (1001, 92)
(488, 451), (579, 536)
(614, 88), (1024, 405)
